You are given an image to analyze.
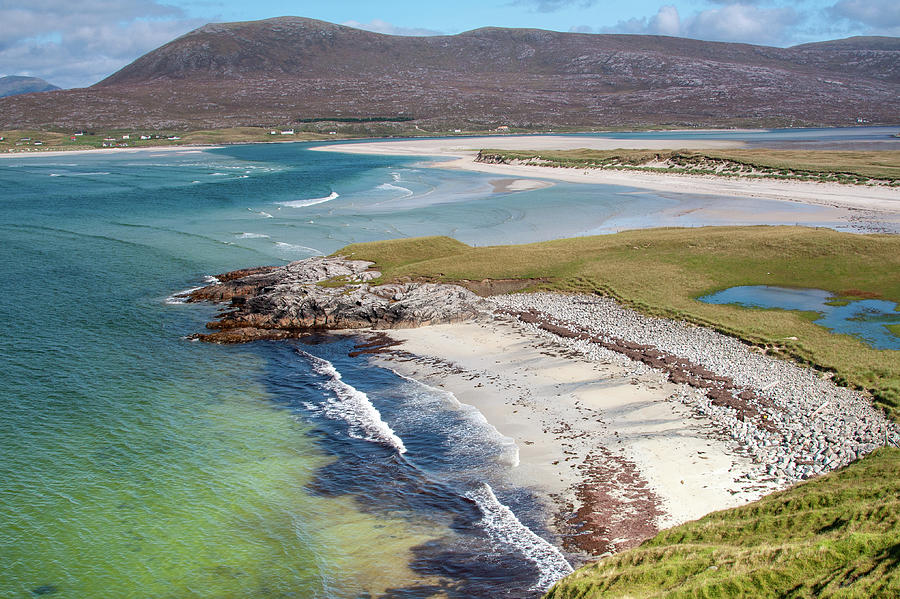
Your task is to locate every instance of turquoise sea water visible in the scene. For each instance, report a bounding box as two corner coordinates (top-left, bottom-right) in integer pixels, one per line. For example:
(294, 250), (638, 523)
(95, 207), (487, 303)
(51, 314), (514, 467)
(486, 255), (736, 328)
(1, 129), (895, 597)
(698, 286), (900, 350)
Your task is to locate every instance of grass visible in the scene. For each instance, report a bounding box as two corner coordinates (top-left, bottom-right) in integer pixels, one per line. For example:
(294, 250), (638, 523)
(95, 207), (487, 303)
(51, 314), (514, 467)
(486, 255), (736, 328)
(335, 227), (900, 420)
(477, 148), (900, 184)
(0, 127), (332, 153)
(544, 447), (900, 599)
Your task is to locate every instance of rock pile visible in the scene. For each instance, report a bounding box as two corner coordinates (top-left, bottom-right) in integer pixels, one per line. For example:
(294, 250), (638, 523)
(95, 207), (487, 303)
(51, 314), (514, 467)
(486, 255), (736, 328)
(492, 293), (899, 485)
(186, 256), (486, 343)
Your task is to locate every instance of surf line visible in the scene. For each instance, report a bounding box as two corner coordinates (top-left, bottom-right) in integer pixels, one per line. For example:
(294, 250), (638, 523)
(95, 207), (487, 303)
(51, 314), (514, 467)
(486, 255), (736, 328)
(298, 349), (407, 453)
(278, 191), (340, 208)
(466, 483), (574, 591)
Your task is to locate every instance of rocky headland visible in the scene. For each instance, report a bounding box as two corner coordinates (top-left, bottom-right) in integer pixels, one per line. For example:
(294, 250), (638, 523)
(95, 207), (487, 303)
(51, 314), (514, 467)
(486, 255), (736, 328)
(186, 255), (897, 489)
(185, 256), (485, 343)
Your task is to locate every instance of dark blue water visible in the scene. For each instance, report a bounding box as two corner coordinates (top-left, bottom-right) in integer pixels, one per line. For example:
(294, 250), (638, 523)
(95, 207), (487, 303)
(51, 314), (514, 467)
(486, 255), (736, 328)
(699, 286), (900, 350)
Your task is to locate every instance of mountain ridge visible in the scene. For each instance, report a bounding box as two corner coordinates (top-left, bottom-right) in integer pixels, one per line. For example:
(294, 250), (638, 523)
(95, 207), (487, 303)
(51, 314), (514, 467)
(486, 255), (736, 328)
(2, 17), (898, 130)
(0, 76), (61, 98)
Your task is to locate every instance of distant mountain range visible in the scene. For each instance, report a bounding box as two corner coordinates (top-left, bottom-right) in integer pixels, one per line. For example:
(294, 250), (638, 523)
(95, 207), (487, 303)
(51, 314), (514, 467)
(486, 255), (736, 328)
(1, 17), (898, 130)
(0, 76), (60, 98)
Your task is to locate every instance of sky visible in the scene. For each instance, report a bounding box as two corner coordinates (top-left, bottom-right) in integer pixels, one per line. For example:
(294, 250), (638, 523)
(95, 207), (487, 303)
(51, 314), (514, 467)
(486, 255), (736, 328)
(1, 0), (897, 89)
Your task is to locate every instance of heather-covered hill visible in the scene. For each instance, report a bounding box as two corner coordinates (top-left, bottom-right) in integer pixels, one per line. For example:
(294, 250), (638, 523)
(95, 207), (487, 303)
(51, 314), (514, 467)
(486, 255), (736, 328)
(1, 17), (897, 130)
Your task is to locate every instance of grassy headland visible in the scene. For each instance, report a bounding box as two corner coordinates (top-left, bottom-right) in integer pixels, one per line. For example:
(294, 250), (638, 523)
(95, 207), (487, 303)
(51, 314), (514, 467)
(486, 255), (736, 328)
(476, 148), (900, 185)
(545, 447), (900, 598)
(336, 227), (900, 420)
(336, 228), (900, 598)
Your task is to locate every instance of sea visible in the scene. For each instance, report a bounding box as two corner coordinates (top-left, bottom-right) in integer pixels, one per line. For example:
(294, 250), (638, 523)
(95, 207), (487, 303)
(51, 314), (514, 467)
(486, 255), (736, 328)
(1, 127), (897, 598)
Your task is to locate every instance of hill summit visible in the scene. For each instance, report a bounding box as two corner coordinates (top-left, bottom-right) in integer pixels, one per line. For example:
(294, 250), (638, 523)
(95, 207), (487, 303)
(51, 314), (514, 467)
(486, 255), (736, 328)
(0, 76), (60, 98)
(2, 17), (898, 130)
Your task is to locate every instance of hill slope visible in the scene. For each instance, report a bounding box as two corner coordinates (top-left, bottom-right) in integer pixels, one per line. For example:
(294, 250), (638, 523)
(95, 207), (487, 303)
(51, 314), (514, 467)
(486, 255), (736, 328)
(0, 76), (60, 98)
(545, 447), (900, 598)
(1, 17), (898, 130)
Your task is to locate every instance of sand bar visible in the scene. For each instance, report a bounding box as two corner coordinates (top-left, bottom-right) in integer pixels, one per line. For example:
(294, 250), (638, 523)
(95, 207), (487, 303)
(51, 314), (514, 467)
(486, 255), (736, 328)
(313, 136), (900, 214)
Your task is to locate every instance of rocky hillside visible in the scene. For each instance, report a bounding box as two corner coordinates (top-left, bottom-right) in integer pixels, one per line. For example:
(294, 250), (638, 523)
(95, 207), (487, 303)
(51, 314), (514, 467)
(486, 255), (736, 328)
(1, 17), (898, 130)
(0, 76), (60, 98)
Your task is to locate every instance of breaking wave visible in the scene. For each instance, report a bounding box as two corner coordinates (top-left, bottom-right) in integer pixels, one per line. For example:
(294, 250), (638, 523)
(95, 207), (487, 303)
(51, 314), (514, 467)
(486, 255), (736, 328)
(376, 183), (414, 198)
(466, 483), (573, 590)
(298, 350), (407, 453)
(277, 191), (340, 208)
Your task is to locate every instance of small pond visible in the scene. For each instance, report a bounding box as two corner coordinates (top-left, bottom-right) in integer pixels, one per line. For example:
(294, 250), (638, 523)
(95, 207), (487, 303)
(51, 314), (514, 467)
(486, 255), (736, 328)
(698, 286), (900, 350)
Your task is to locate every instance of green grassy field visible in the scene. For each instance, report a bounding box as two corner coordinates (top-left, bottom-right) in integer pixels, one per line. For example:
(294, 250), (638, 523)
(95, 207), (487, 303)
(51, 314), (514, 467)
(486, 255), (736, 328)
(336, 227), (900, 420)
(0, 127), (333, 153)
(477, 148), (900, 184)
(545, 447), (900, 598)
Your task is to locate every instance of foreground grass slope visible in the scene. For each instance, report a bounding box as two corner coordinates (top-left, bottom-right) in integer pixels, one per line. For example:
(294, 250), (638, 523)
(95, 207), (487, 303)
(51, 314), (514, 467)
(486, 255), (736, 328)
(336, 227), (900, 419)
(545, 447), (900, 598)
(477, 148), (900, 184)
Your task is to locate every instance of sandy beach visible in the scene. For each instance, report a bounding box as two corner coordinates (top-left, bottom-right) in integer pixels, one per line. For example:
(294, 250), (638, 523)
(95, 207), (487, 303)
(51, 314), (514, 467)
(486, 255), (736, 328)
(0, 144), (224, 159)
(365, 292), (897, 557)
(371, 318), (770, 556)
(313, 136), (900, 215)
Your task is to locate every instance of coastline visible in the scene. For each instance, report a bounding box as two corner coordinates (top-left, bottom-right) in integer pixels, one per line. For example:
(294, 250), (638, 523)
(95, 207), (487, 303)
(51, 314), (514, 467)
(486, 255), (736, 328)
(311, 136), (900, 215)
(0, 143), (225, 159)
(363, 292), (897, 557)
(367, 316), (769, 557)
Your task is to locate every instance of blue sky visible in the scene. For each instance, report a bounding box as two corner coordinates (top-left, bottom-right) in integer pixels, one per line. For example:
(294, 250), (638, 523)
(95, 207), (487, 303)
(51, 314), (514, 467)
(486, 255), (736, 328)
(2, 1), (898, 89)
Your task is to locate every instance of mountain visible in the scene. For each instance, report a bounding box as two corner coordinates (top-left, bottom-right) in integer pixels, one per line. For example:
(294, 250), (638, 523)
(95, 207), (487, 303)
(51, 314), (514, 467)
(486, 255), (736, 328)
(0, 76), (60, 98)
(1, 17), (898, 130)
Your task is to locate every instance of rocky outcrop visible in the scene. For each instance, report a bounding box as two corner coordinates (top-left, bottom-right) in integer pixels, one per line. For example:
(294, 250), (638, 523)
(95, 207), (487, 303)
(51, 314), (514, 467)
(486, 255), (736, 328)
(185, 256), (486, 343)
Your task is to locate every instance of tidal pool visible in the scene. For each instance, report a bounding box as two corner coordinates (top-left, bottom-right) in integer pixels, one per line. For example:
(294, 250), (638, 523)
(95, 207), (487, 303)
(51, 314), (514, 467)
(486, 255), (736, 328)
(698, 286), (900, 350)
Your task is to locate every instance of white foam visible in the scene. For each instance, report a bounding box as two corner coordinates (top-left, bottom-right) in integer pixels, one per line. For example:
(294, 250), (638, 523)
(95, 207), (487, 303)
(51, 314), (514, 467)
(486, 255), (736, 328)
(236, 232), (270, 239)
(466, 483), (573, 591)
(164, 285), (204, 305)
(376, 183), (414, 198)
(391, 370), (519, 467)
(299, 350), (407, 453)
(49, 171), (110, 177)
(277, 191), (340, 208)
(274, 241), (321, 254)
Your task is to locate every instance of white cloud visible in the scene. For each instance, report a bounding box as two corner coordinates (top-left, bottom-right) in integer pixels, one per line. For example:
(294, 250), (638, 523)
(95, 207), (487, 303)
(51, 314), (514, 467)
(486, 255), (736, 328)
(828, 0), (900, 33)
(0, 0), (203, 88)
(599, 3), (803, 46)
(513, 0), (598, 12)
(342, 19), (443, 37)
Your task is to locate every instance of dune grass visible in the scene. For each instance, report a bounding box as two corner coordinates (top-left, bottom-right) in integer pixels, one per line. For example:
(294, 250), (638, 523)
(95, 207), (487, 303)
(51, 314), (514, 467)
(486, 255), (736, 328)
(336, 226), (900, 420)
(544, 447), (900, 599)
(477, 148), (900, 184)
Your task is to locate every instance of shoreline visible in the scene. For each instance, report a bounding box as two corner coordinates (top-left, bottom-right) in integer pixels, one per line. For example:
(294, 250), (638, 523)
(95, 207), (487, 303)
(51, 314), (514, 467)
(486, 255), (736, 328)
(364, 293), (898, 558)
(0, 143), (225, 159)
(311, 136), (900, 215)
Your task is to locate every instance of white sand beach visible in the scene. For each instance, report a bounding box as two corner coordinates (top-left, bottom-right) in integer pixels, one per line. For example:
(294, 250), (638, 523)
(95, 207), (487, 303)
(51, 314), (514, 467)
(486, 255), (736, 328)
(313, 136), (900, 215)
(367, 292), (897, 556)
(0, 144), (224, 159)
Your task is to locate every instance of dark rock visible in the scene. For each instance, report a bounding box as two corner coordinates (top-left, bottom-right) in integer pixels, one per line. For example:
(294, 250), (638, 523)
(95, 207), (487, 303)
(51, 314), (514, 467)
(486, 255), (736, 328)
(187, 256), (486, 343)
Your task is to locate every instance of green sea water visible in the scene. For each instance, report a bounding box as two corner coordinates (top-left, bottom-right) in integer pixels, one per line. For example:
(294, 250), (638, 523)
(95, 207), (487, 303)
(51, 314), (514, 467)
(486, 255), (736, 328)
(3, 130), (893, 597)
